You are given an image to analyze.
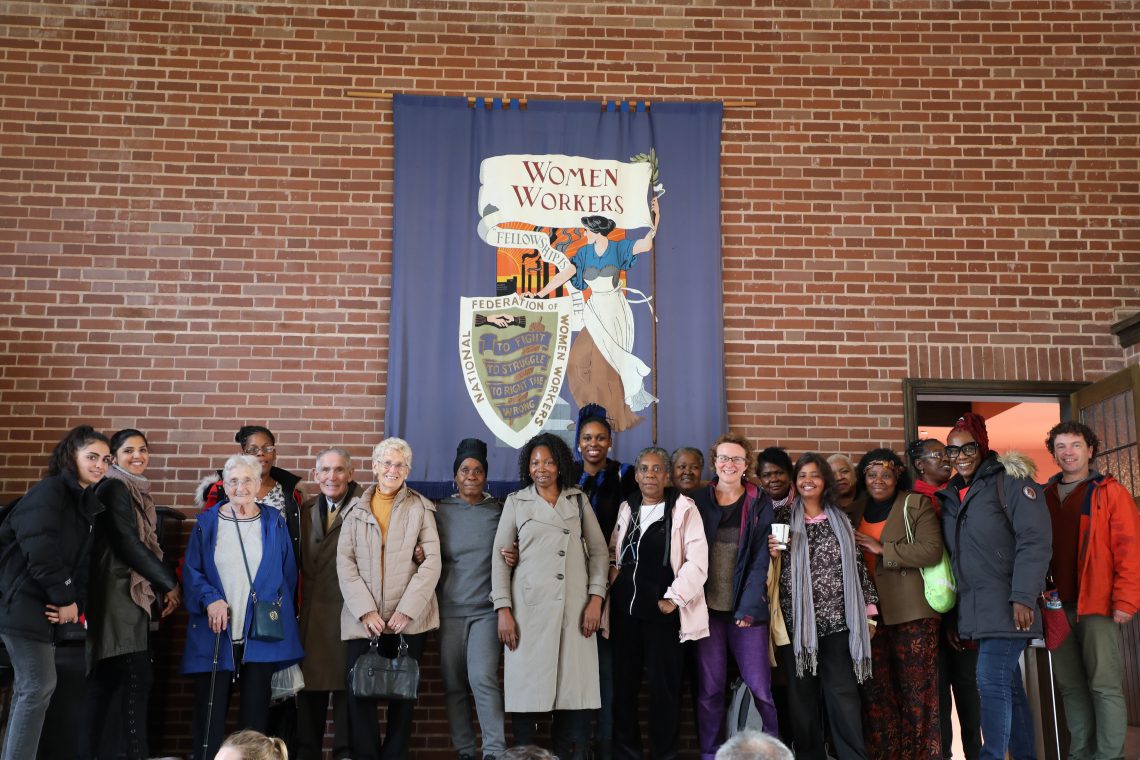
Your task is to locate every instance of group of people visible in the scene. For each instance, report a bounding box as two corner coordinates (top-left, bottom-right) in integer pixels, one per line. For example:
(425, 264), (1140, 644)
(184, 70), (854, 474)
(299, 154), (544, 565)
(0, 406), (1136, 760)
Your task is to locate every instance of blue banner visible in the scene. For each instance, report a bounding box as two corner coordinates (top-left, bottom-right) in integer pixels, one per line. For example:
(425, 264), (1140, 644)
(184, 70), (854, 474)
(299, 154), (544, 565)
(390, 95), (725, 482)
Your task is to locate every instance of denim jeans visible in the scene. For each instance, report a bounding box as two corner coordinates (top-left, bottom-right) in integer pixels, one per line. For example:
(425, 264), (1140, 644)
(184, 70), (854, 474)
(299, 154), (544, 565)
(976, 637), (1037, 760)
(1, 633), (58, 760)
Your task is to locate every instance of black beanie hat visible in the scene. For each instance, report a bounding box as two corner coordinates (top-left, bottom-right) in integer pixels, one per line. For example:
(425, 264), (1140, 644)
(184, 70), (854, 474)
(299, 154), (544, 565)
(453, 438), (489, 476)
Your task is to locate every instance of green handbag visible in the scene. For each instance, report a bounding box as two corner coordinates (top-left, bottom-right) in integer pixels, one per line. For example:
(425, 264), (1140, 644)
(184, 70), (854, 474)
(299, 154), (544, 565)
(902, 495), (957, 614)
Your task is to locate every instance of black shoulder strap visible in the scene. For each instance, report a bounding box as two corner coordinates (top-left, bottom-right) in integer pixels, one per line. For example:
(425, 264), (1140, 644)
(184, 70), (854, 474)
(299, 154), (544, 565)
(662, 488), (680, 566)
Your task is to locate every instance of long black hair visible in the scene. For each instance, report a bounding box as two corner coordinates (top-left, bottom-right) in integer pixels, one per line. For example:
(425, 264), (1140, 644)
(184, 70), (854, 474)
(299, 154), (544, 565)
(47, 425), (110, 478)
(517, 433), (577, 491)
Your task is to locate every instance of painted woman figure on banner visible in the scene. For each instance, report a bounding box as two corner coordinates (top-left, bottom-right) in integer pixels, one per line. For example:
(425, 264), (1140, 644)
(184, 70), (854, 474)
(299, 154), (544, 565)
(527, 195), (660, 414)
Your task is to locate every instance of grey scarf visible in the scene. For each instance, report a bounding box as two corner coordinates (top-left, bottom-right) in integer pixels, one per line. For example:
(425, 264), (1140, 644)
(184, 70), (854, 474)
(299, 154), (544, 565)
(788, 497), (873, 683)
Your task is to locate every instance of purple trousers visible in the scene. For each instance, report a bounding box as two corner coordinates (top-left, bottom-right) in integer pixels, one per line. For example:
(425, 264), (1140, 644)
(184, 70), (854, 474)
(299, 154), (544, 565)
(695, 611), (779, 760)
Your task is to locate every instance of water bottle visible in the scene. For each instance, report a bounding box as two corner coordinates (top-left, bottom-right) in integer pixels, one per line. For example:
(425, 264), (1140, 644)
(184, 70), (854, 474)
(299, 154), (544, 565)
(1044, 590), (1062, 610)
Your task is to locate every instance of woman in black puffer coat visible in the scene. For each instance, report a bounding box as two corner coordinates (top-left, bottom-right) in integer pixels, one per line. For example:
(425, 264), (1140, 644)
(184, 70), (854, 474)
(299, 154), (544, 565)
(0, 425), (110, 760)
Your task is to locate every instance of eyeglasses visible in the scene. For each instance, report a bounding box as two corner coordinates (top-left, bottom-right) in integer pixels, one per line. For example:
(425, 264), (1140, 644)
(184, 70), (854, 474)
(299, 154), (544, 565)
(376, 461), (408, 472)
(715, 455), (746, 465)
(637, 464), (666, 474)
(920, 452), (948, 461)
(944, 443), (980, 459)
(243, 445), (276, 456)
(225, 477), (257, 489)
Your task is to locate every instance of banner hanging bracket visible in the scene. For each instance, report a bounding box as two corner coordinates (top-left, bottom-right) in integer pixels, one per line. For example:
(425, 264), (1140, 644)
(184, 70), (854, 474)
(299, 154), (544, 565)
(345, 91), (755, 109)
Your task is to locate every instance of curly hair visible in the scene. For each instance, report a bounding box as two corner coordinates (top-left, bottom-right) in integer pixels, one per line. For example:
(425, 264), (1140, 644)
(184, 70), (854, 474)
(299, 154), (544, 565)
(373, 437), (413, 470)
(708, 431), (755, 476)
(756, 446), (793, 477)
(1045, 421), (1099, 459)
(517, 432), (577, 490)
(856, 447), (913, 496)
(582, 215), (616, 236)
(635, 446), (671, 470)
(47, 425), (110, 479)
(792, 451), (837, 505)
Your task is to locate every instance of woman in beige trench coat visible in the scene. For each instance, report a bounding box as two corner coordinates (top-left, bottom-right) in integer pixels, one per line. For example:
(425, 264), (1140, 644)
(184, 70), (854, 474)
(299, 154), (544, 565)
(491, 432), (609, 760)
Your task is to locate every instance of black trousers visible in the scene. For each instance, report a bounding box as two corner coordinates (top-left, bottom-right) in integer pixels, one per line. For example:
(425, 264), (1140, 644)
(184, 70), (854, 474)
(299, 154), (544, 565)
(344, 634), (425, 760)
(939, 642), (981, 760)
(189, 654), (276, 760)
(611, 612), (683, 760)
(512, 710), (592, 760)
(296, 689), (349, 760)
(778, 635), (868, 760)
(78, 651), (154, 760)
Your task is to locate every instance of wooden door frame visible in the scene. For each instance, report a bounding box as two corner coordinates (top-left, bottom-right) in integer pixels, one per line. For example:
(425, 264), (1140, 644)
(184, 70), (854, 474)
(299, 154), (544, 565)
(902, 378), (1088, 442)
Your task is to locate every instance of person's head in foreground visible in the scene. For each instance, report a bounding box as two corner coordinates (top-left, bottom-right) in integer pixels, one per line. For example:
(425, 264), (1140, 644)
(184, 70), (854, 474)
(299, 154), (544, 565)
(714, 729), (794, 760)
(215, 729), (288, 760)
(498, 746), (555, 760)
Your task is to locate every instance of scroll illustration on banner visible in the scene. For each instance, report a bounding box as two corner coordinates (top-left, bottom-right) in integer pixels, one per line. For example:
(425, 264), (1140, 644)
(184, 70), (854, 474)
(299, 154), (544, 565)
(460, 151), (663, 447)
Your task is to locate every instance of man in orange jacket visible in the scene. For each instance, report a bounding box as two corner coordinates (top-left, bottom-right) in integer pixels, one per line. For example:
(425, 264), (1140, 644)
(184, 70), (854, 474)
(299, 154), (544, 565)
(1044, 421), (1140, 760)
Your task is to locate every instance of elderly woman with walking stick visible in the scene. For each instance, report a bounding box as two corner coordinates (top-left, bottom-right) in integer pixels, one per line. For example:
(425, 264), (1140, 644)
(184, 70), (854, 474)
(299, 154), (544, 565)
(181, 454), (303, 760)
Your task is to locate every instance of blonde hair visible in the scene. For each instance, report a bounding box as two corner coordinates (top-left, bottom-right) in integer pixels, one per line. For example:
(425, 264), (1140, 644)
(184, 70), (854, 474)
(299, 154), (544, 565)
(218, 729), (288, 760)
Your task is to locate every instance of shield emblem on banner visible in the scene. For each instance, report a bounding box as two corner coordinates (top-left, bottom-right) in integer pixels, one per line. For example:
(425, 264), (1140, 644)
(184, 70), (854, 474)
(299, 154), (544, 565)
(458, 294), (573, 448)
(458, 293), (574, 448)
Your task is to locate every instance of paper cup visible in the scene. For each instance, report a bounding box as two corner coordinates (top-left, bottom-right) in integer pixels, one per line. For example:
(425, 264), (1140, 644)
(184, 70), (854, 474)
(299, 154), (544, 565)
(771, 523), (790, 550)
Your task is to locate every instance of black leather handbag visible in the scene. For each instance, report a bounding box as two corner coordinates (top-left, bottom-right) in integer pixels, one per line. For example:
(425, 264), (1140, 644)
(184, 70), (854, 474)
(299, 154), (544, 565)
(349, 636), (420, 699)
(247, 596), (285, 642)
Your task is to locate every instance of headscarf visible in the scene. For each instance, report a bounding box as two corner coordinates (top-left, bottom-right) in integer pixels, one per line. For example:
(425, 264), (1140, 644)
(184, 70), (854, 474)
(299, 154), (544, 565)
(788, 496), (873, 683)
(453, 437), (488, 476)
(105, 464), (163, 616)
(950, 412), (990, 457)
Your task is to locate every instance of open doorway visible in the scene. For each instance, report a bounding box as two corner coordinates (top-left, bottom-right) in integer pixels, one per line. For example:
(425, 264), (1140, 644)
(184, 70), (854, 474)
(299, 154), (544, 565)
(903, 378), (1087, 760)
(902, 379), (1085, 473)
(917, 399), (1062, 482)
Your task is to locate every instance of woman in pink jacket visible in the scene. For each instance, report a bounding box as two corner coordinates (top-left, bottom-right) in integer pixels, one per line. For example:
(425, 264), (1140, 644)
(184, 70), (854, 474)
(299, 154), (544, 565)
(605, 446), (709, 760)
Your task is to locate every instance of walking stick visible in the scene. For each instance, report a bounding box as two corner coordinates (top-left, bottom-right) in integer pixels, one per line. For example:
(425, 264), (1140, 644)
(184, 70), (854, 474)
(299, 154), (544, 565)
(202, 626), (223, 759)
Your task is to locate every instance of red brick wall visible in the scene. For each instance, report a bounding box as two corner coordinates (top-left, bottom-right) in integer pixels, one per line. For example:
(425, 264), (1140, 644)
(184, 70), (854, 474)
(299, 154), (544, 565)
(2, 1), (1138, 756)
